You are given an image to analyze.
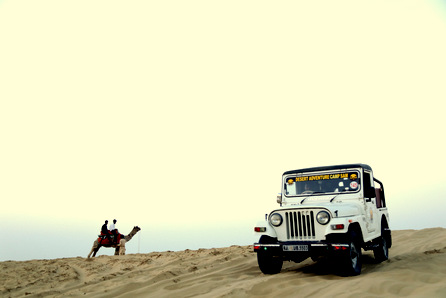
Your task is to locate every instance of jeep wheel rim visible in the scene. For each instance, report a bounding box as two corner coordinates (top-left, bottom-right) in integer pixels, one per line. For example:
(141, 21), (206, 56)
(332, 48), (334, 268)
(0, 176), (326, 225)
(382, 238), (388, 259)
(351, 243), (359, 268)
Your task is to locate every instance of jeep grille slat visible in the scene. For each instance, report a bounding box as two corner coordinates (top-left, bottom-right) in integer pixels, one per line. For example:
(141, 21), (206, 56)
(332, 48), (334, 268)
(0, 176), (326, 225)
(310, 211), (315, 236)
(298, 212), (302, 236)
(285, 210), (316, 240)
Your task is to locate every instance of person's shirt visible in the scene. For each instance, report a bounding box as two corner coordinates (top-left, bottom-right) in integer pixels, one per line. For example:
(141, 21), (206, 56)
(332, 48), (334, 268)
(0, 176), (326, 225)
(109, 223), (116, 231)
(101, 224), (108, 234)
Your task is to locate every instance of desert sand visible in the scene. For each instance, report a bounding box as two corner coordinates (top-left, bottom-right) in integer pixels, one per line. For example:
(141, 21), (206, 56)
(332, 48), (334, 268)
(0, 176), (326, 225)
(1, 228), (446, 297)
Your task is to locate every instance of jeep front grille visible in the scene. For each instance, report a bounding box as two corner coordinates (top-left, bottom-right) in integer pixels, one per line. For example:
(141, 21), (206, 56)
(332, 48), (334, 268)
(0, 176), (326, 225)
(285, 210), (315, 240)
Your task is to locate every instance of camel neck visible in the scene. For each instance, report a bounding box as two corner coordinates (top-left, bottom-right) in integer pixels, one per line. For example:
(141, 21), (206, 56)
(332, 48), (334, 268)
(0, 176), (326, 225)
(125, 228), (139, 241)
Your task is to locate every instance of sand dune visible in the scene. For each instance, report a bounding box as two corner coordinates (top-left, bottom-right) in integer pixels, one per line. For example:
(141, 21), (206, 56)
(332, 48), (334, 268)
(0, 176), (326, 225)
(1, 228), (446, 297)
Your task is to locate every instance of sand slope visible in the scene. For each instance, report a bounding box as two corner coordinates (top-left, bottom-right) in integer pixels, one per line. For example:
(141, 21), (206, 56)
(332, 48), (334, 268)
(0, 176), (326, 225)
(1, 228), (446, 297)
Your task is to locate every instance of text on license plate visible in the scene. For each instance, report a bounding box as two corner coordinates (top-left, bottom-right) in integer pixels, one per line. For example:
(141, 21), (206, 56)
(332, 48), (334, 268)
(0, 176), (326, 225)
(283, 245), (308, 252)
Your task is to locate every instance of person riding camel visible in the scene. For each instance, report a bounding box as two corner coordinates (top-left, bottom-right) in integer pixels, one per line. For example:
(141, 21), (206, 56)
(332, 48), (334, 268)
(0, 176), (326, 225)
(109, 219), (118, 244)
(101, 220), (112, 242)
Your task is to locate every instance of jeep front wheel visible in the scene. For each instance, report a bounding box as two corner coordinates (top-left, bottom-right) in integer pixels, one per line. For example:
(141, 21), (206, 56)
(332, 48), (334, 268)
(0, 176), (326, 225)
(257, 251), (283, 274)
(340, 233), (362, 276)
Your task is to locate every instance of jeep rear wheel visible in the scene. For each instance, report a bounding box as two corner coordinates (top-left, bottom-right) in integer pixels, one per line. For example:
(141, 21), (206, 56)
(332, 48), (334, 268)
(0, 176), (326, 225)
(257, 251), (283, 274)
(374, 232), (389, 262)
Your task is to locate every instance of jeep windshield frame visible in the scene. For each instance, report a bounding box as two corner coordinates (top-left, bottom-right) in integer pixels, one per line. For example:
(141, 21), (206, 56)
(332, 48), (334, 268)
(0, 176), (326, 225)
(283, 170), (361, 197)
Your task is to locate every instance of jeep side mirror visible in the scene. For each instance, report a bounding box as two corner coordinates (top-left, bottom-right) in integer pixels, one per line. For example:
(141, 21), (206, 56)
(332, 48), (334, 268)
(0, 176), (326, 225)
(277, 193), (282, 206)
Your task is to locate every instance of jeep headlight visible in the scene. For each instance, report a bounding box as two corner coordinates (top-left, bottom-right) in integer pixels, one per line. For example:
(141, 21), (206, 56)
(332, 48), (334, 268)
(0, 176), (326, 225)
(316, 211), (330, 225)
(269, 213), (283, 227)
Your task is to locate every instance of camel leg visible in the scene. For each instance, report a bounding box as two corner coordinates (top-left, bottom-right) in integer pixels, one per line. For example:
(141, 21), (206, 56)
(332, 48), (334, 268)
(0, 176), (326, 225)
(87, 248), (94, 258)
(92, 246), (100, 257)
(119, 239), (126, 255)
(88, 240), (99, 258)
(114, 246), (120, 255)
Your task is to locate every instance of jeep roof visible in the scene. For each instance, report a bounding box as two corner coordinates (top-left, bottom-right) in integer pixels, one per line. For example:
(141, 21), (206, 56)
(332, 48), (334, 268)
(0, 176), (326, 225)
(283, 163), (372, 175)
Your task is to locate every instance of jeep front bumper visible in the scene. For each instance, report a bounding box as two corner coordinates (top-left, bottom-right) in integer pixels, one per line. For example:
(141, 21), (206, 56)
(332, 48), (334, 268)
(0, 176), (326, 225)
(253, 242), (350, 255)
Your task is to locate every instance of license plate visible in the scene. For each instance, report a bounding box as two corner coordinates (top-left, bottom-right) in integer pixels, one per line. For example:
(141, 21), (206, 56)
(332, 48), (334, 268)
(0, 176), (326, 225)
(283, 245), (308, 252)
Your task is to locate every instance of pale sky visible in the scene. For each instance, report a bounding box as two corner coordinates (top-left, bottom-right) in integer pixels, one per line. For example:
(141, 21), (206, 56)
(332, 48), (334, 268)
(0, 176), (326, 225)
(1, 0), (446, 261)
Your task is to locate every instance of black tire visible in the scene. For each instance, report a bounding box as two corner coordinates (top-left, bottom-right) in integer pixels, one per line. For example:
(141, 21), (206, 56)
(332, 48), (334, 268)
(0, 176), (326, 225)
(257, 251), (283, 274)
(256, 235), (283, 274)
(339, 232), (362, 276)
(374, 231), (389, 263)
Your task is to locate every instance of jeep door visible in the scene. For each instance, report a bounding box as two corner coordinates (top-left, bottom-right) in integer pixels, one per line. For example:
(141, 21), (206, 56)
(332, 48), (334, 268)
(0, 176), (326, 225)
(363, 170), (379, 235)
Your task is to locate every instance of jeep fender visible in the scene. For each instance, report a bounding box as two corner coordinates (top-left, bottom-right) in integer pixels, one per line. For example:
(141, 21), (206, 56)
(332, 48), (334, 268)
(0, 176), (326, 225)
(347, 222), (364, 242)
(381, 215), (392, 248)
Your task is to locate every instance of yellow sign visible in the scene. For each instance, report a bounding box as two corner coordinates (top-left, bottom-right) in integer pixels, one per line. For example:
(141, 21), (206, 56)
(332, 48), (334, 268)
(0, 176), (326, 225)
(290, 172), (356, 183)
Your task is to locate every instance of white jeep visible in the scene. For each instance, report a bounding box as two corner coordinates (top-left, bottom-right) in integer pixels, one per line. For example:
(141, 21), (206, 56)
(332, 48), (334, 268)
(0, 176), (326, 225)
(254, 164), (391, 276)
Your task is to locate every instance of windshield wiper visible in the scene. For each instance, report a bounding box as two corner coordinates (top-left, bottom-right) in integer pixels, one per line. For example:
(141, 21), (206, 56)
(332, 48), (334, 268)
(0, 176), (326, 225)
(330, 191), (348, 202)
(330, 194), (339, 202)
(300, 192), (323, 204)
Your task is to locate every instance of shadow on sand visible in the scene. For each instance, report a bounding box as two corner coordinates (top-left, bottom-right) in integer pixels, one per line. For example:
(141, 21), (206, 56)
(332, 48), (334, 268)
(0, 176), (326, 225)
(283, 252), (384, 277)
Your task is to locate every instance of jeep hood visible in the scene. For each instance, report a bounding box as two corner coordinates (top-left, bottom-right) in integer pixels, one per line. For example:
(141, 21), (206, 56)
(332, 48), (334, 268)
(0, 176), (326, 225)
(322, 203), (362, 218)
(276, 203), (361, 218)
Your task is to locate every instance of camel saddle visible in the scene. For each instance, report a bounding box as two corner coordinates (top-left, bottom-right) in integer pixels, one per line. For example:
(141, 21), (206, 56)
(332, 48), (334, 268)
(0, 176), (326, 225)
(97, 231), (124, 245)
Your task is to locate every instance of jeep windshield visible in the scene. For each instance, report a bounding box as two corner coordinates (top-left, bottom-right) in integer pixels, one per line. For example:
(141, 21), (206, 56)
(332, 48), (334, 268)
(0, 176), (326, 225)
(284, 171), (361, 197)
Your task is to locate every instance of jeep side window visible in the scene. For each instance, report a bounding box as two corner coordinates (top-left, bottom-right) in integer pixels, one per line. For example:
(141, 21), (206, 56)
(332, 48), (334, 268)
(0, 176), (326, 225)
(374, 178), (386, 208)
(363, 171), (376, 199)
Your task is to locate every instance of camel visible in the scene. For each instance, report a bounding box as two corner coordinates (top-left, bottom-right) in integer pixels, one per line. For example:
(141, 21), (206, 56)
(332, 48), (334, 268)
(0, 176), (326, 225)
(87, 226), (141, 258)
